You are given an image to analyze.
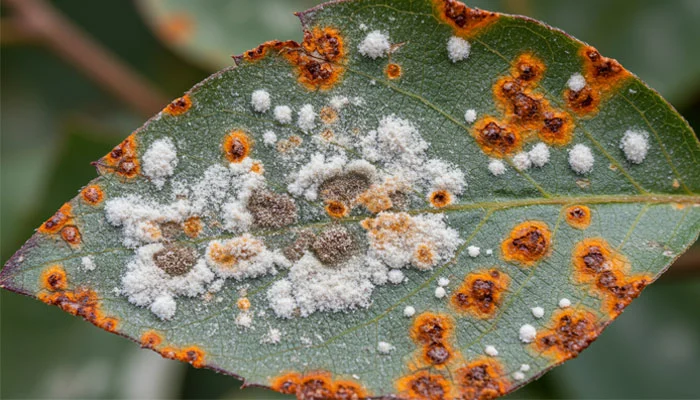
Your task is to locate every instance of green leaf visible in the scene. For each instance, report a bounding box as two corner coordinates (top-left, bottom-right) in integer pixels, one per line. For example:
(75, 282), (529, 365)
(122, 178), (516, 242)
(3, 0), (699, 399)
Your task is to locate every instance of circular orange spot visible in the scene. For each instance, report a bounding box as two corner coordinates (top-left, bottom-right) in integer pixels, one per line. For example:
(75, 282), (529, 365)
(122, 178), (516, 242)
(250, 161), (264, 174)
(81, 185), (104, 205)
(183, 216), (202, 238)
(325, 200), (348, 219)
(385, 63), (402, 79)
(511, 53), (545, 84)
(535, 308), (600, 362)
(41, 265), (67, 291)
(429, 190), (452, 208)
(237, 298), (251, 311)
(451, 269), (510, 319)
(565, 205), (591, 229)
(413, 243), (435, 269)
(60, 226), (81, 246)
(39, 203), (72, 234)
(411, 312), (454, 345)
(163, 94), (192, 116)
(271, 372), (301, 395)
(501, 221), (551, 266)
(473, 117), (522, 157)
(223, 130), (252, 163)
(455, 358), (509, 400)
(396, 371), (452, 400)
(141, 330), (163, 349)
(319, 106), (338, 124)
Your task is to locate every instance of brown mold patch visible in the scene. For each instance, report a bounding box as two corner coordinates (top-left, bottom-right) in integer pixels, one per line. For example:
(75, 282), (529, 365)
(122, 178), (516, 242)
(539, 110), (574, 146)
(472, 117), (522, 157)
(183, 216), (202, 238)
(455, 358), (509, 400)
(282, 27), (346, 90)
(501, 221), (552, 266)
(140, 330), (163, 349)
(60, 226), (81, 247)
(153, 245), (198, 276)
(38, 203), (72, 234)
(512, 53), (545, 85)
(38, 287), (119, 333)
(223, 130), (252, 163)
(98, 133), (140, 178)
(41, 265), (67, 291)
(386, 63), (402, 79)
(565, 205), (591, 229)
(325, 200), (349, 219)
(163, 94), (192, 116)
(451, 269), (510, 319)
(535, 308), (600, 362)
(433, 0), (499, 37)
(396, 371), (452, 400)
(320, 172), (371, 205)
(311, 226), (356, 265)
(283, 230), (316, 262)
(81, 185), (104, 205)
(320, 106), (338, 124)
(247, 189), (298, 229)
(429, 190), (452, 208)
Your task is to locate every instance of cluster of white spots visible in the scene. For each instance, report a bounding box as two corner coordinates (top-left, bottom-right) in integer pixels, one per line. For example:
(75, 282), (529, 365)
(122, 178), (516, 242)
(359, 23), (368, 31)
(519, 324), (537, 343)
(484, 345), (499, 357)
(438, 277), (450, 287)
(512, 152), (532, 171)
(528, 143), (550, 167)
(467, 245), (481, 258)
(205, 234), (288, 280)
(513, 364), (531, 381)
(358, 30), (391, 59)
(531, 306), (544, 319)
(447, 36), (470, 63)
(568, 144), (595, 174)
(273, 105), (292, 124)
(251, 89), (271, 113)
(403, 305), (416, 317)
(288, 153), (376, 201)
(377, 341), (395, 354)
(558, 298), (571, 308)
(464, 109), (477, 124)
(434, 286), (447, 299)
(488, 159), (506, 176)
(388, 269), (405, 284)
(121, 243), (215, 321)
(567, 73), (586, 92)
(520, 364), (531, 372)
(81, 256), (96, 271)
(261, 328), (282, 344)
(297, 104), (316, 132)
(263, 130), (277, 146)
(620, 130), (649, 164)
(142, 138), (178, 189)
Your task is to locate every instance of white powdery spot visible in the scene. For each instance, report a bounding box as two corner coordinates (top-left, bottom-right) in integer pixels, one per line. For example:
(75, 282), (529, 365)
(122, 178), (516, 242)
(150, 294), (177, 321)
(403, 305), (416, 317)
(531, 306), (544, 319)
(142, 138), (178, 189)
(568, 144), (594, 174)
(512, 152), (532, 171)
(528, 143), (550, 167)
(81, 256), (96, 271)
(263, 130), (278, 146)
(273, 105), (293, 124)
(464, 109), (477, 124)
(520, 364), (531, 372)
(251, 89), (271, 113)
(205, 234), (289, 280)
(484, 345), (498, 357)
(519, 324), (537, 343)
(567, 73), (586, 92)
(488, 159), (506, 176)
(297, 104), (316, 132)
(423, 159), (466, 195)
(261, 328), (282, 344)
(438, 277), (450, 287)
(513, 371), (526, 381)
(358, 30), (391, 59)
(235, 312), (253, 329)
(388, 269), (405, 284)
(361, 114), (428, 164)
(447, 36), (470, 62)
(329, 96), (349, 110)
(485, 249), (493, 256)
(559, 298), (571, 308)
(467, 246), (480, 258)
(377, 341), (395, 354)
(620, 130), (649, 164)
(434, 286), (446, 299)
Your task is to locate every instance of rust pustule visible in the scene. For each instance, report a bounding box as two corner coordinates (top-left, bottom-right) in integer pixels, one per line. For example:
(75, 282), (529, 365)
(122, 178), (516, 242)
(429, 190), (452, 208)
(325, 200), (349, 219)
(333, 380), (368, 400)
(38, 203), (72, 234)
(411, 312), (454, 346)
(565, 85), (599, 116)
(140, 330), (163, 349)
(271, 372), (368, 399)
(223, 130), (252, 163)
(281, 27), (346, 90)
(451, 269), (510, 319)
(472, 117), (522, 157)
(433, 0), (499, 37)
(271, 372), (301, 395)
(386, 63), (402, 79)
(582, 46), (629, 84)
(242, 40), (299, 62)
(396, 371), (451, 400)
(572, 238), (621, 280)
(298, 372), (335, 400)
(163, 94), (192, 116)
(38, 287), (119, 333)
(565, 205), (591, 229)
(41, 265), (67, 291)
(455, 358), (509, 400)
(493, 77), (543, 128)
(81, 185), (104, 205)
(501, 221), (551, 266)
(423, 342), (453, 366)
(511, 53), (545, 84)
(97, 133), (140, 178)
(60, 225), (81, 246)
(535, 308), (601, 362)
(539, 110), (574, 146)
(182, 216), (202, 238)
(236, 297), (251, 311)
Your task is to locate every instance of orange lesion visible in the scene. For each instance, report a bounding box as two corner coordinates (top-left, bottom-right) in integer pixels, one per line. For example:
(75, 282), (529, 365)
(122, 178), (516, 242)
(38, 285), (119, 333)
(182, 216), (202, 238)
(140, 330), (163, 349)
(270, 371), (368, 399)
(325, 200), (349, 218)
(81, 185), (104, 205)
(279, 26), (346, 90)
(565, 205), (591, 229)
(223, 130), (252, 163)
(158, 345), (207, 368)
(242, 40), (299, 62)
(433, 0), (499, 37)
(534, 308), (601, 362)
(429, 190), (452, 208)
(408, 312), (461, 368)
(40, 265), (68, 291)
(501, 221), (552, 266)
(538, 109), (574, 146)
(163, 94), (192, 116)
(386, 63), (402, 79)
(451, 269), (510, 319)
(97, 133), (140, 178)
(60, 226), (81, 247)
(38, 203), (72, 234)
(413, 243), (436, 269)
(455, 357), (510, 400)
(511, 53), (546, 85)
(472, 117), (523, 157)
(320, 106), (338, 124)
(395, 370), (452, 400)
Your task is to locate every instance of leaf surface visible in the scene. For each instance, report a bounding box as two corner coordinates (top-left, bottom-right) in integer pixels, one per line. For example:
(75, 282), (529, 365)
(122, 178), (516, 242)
(3, 1), (699, 399)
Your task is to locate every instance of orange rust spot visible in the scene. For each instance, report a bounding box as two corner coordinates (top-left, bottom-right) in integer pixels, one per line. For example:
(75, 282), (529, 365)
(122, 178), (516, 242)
(179, 346), (205, 368)
(271, 372), (367, 399)
(581, 46), (630, 89)
(411, 312), (454, 346)
(163, 94), (192, 116)
(565, 86), (600, 116)
(512, 53), (545, 84)
(396, 371), (452, 400)
(413, 243), (436, 269)
(451, 269), (509, 319)
(250, 160), (264, 174)
(38, 287), (119, 332)
(429, 190), (452, 208)
(320, 129), (334, 142)
(271, 372), (301, 395)
(333, 380), (369, 400)
(433, 0), (499, 37)
(493, 77), (545, 129)
(207, 241), (236, 267)
(99, 133), (140, 178)
(539, 110), (574, 146)
(386, 63), (402, 79)
(223, 130), (252, 163)
(38, 203), (72, 234)
(572, 238), (624, 282)
(325, 200), (349, 219)
(535, 308), (601, 362)
(282, 27), (346, 90)
(320, 106), (338, 125)
(182, 216), (202, 238)
(420, 342), (456, 367)
(298, 372), (334, 399)
(502, 221), (551, 266)
(157, 12), (193, 44)
(455, 358), (509, 400)
(472, 117), (522, 157)
(96, 316), (119, 332)
(357, 179), (407, 214)
(41, 265), (67, 291)
(60, 226), (81, 246)
(565, 205), (591, 229)
(237, 297), (251, 311)
(242, 40), (299, 62)
(81, 185), (104, 205)
(141, 330), (163, 349)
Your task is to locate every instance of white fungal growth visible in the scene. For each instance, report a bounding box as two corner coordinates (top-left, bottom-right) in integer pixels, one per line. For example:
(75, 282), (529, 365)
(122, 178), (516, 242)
(620, 130), (649, 164)
(519, 324), (537, 343)
(447, 36), (470, 62)
(513, 371), (526, 381)
(329, 96), (350, 109)
(467, 245), (480, 258)
(484, 345), (499, 356)
(358, 30), (391, 59)
(150, 294), (177, 321)
(520, 364), (531, 372)
(142, 138), (178, 189)
(559, 298), (572, 308)
(438, 277), (450, 287)
(388, 269), (405, 284)
(361, 115), (428, 164)
(403, 306), (416, 317)
(251, 89), (271, 112)
(531, 306), (544, 319)
(273, 105), (293, 124)
(81, 256), (96, 271)
(434, 286), (446, 299)
(377, 341), (395, 354)
(424, 159), (466, 195)
(488, 159), (506, 176)
(287, 153), (377, 201)
(464, 109), (477, 124)
(263, 130), (278, 146)
(485, 249), (493, 256)
(297, 104), (316, 132)
(205, 234), (289, 280)
(235, 312), (253, 329)
(568, 144), (595, 174)
(261, 328), (282, 344)
(512, 152), (532, 171)
(567, 73), (586, 92)
(528, 143), (550, 167)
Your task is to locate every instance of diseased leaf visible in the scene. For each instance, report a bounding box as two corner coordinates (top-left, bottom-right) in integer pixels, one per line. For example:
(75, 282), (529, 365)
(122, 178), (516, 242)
(2, 1), (699, 399)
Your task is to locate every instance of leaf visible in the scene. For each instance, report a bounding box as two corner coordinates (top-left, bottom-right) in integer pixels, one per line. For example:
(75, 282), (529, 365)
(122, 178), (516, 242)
(2, 0), (699, 399)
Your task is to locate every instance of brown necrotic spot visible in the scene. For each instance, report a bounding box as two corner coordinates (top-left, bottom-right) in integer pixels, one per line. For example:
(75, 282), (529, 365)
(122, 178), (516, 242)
(271, 372), (301, 395)
(41, 265), (67, 291)
(502, 221), (551, 266)
(81, 185), (104, 205)
(411, 312), (454, 345)
(456, 358), (509, 400)
(319, 106), (338, 124)
(242, 40), (298, 62)
(325, 200), (349, 219)
(424, 343), (452, 365)
(451, 269), (509, 319)
(60, 226), (81, 246)
(494, 78), (543, 124)
(429, 190), (452, 208)
(473, 117), (522, 157)
(39, 203), (72, 234)
(434, 0), (499, 36)
(572, 238), (619, 279)
(298, 372), (334, 400)
(386, 63), (402, 79)
(140, 330), (163, 349)
(223, 130), (252, 163)
(311, 226), (356, 265)
(247, 189), (297, 229)
(565, 85), (599, 115)
(565, 205), (591, 229)
(583, 46), (628, 83)
(535, 308), (600, 362)
(153, 245), (198, 276)
(183, 216), (202, 238)
(98, 133), (140, 178)
(512, 53), (545, 84)
(38, 287), (119, 333)
(320, 172), (371, 204)
(180, 346), (205, 368)
(282, 27), (345, 91)
(333, 380), (368, 400)
(539, 110), (574, 146)
(396, 371), (451, 400)
(163, 94), (192, 116)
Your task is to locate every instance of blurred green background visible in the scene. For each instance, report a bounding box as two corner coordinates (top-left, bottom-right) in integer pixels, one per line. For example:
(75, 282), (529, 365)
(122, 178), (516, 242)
(1, 0), (699, 398)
